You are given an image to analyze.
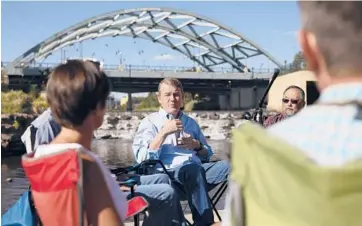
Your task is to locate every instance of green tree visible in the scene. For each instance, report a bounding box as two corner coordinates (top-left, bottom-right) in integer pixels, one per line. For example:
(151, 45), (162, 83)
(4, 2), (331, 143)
(1, 91), (33, 114)
(1, 68), (9, 91)
(135, 93), (159, 111)
(32, 95), (49, 114)
(291, 51), (306, 71)
(282, 51), (307, 74)
(184, 92), (193, 104)
(135, 92), (194, 111)
(28, 84), (39, 100)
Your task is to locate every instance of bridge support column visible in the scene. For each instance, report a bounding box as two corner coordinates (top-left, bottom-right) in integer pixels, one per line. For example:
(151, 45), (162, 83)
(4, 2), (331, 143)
(127, 93), (133, 112)
(218, 93), (231, 110)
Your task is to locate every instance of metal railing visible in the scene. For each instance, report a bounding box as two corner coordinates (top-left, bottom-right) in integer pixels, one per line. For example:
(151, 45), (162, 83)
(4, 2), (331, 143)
(2, 61), (277, 75)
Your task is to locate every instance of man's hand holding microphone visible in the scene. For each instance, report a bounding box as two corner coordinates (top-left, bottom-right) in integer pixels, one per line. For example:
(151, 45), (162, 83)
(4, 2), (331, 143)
(160, 119), (201, 150)
(150, 118), (203, 152)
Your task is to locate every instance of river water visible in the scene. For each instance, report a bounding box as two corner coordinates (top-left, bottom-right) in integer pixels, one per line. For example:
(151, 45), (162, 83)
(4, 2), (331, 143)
(1, 139), (230, 214)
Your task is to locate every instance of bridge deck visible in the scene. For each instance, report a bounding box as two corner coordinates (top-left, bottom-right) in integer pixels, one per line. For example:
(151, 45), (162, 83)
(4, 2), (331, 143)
(7, 74), (269, 93)
(5, 64), (274, 80)
(5, 64), (273, 93)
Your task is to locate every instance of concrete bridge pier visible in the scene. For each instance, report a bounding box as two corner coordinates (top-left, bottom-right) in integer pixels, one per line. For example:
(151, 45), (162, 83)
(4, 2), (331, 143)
(127, 93), (133, 111)
(225, 86), (266, 110)
(218, 93), (232, 110)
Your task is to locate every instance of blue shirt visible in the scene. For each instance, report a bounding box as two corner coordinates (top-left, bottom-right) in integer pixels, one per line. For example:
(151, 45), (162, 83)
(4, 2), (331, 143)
(132, 108), (213, 169)
(268, 83), (362, 166)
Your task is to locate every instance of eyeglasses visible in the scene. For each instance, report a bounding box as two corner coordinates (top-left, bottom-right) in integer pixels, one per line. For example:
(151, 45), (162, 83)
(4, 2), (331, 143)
(282, 98), (300, 104)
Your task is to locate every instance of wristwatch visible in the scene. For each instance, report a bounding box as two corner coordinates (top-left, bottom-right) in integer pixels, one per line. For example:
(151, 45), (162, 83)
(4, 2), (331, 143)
(195, 140), (203, 152)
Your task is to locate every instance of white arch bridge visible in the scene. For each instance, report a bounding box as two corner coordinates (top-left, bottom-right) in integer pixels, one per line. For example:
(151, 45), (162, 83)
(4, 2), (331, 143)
(5, 8), (283, 110)
(6, 7), (282, 74)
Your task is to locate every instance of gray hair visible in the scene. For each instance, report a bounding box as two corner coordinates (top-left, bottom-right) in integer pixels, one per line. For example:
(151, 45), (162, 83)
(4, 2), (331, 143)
(283, 85), (305, 101)
(298, 1), (362, 76)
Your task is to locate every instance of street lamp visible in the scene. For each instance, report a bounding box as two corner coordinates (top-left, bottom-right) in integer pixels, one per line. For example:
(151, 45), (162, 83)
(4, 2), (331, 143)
(259, 63), (264, 72)
(80, 42), (83, 59)
(116, 50), (123, 65)
(61, 49), (68, 63)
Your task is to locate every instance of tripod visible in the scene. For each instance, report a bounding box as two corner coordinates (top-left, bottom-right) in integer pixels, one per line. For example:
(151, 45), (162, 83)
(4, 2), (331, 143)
(243, 68), (281, 125)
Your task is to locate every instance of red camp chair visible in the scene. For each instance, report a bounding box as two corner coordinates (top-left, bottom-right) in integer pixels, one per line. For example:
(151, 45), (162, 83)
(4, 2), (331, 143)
(22, 148), (148, 226)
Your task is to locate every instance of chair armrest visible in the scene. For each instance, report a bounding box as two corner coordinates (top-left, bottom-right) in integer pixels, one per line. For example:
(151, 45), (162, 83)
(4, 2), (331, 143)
(109, 159), (171, 179)
(118, 178), (137, 188)
(109, 160), (159, 176)
(109, 166), (135, 175)
(201, 160), (219, 164)
(139, 159), (174, 180)
(140, 159), (161, 166)
(139, 159), (168, 171)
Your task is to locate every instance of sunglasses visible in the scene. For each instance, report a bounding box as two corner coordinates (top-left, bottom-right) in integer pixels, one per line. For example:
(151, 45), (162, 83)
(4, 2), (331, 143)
(282, 98), (300, 104)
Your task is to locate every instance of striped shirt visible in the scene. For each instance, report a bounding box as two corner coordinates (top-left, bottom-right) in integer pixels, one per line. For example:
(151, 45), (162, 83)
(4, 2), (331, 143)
(21, 108), (61, 153)
(263, 112), (289, 127)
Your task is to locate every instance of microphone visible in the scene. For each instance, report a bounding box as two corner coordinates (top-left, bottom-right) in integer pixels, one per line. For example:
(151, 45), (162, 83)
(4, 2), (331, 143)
(168, 113), (182, 144)
(175, 130), (181, 141)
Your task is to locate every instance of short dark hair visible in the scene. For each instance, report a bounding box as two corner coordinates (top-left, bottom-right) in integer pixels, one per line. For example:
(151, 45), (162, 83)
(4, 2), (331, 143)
(283, 85), (305, 101)
(46, 60), (110, 128)
(298, 1), (362, 76)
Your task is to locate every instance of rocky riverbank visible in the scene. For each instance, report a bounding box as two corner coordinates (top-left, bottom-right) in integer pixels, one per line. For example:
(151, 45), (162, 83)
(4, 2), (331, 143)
(1, 113), (38, 156)
(94, 111), (248, 140)
(1, 111), (248, 156)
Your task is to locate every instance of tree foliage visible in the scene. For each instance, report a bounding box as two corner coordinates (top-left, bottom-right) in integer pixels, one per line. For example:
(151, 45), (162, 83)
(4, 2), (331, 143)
(282, 51), (307, 74)
(1, 87), (48, 114)
(1, 91), (33, 114)
(135, 92), (195, 111)
(291, 51), (307, 71)
(135, 93), (159, 110)
(1, 68), (9, 91)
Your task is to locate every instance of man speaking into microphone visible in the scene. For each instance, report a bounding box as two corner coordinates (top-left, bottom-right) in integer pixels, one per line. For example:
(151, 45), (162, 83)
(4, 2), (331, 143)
(133, 78), (230, 226)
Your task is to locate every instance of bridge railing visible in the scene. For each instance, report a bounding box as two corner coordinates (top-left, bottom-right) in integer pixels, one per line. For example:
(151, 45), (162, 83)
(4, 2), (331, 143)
(102, 64), (194, 72)
(106, 64), (276, 74)
(2, 61), (276, 75)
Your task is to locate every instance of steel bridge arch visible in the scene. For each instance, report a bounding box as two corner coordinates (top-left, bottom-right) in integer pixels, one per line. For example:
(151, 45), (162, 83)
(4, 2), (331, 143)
(9, 7), (282, 72)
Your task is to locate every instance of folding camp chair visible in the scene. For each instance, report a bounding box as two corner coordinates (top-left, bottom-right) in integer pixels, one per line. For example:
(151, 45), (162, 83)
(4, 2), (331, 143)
(22, 148), (149, 226)
(110, 159), (228, 225)
(227, 122), (362, 226)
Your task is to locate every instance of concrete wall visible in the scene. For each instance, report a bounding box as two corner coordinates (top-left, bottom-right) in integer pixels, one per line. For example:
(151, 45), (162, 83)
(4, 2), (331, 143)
(218, 95), (229, 110)
(267, 70), (316, 112)
(227, 85), (268, 110)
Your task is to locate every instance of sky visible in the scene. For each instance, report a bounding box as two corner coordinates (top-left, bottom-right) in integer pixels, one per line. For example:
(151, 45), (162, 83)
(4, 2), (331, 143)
(1, 1), (301, 71)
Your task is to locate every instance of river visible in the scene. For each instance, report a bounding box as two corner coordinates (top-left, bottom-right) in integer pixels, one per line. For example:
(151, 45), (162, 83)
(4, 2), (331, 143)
(1, 139), (230, 214)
